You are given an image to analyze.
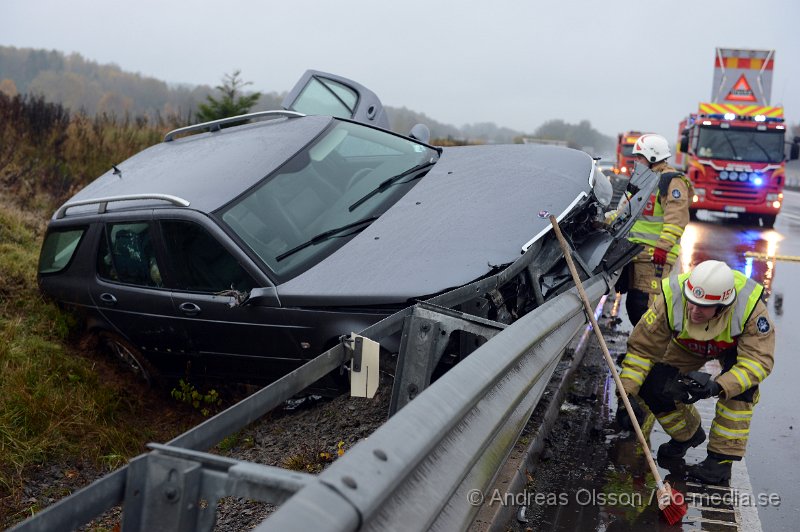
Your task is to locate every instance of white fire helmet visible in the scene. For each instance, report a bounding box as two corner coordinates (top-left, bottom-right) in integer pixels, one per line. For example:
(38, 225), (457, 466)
(684, 260), (736, 307)
(632, 134), (671, 164)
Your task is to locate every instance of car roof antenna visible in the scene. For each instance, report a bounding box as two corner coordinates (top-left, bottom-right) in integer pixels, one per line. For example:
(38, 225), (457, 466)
(112, 164), (122, 177)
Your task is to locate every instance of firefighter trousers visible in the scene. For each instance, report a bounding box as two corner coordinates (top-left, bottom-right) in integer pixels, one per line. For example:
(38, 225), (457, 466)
(636, 356), (757, 459)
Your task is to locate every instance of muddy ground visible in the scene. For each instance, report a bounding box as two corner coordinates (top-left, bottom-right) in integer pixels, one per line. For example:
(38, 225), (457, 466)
(5, 346), (395, 531)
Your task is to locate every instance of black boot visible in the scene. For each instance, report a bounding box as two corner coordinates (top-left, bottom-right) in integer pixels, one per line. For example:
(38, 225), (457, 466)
(656, 455), (687, 477)
(657, 426), (706, 461)
(688, 453), (734, 485)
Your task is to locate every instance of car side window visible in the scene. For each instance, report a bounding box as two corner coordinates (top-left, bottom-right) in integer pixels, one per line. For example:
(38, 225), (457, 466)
(160, 220), (256, 293)
(97, 222), (163, 287)
(39, 228), (86, 274)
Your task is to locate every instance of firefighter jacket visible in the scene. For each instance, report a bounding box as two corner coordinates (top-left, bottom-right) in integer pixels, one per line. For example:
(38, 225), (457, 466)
(628, 162), (692, 266)
(620, 271), (775, 401)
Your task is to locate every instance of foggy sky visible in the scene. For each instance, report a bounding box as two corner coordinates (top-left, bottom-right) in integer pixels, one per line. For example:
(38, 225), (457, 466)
(2, 0), (799, 147)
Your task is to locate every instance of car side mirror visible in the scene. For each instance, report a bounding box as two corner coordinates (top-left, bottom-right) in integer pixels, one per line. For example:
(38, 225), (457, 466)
(409, 123), (431, 144)
(242, 286), (280, 307)
(790, 142), (800, 161)
(679, 135), (689, 154)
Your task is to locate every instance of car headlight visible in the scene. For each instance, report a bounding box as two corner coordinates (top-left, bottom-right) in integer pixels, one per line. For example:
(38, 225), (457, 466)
(592, 168), (613, 207)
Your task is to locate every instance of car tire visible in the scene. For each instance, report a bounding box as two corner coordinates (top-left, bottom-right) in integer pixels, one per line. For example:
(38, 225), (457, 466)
(98, 331), (160, 387)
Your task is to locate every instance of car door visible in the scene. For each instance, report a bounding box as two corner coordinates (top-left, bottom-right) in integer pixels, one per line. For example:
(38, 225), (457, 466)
(157, 217), (317, 381)
(282, 69), (389, 129)
(87, 217), (191, 371)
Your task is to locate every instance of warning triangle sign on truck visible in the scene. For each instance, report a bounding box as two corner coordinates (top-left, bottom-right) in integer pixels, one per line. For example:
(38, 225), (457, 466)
(712, 48), (774, 106)
(726, 74), (757, 102)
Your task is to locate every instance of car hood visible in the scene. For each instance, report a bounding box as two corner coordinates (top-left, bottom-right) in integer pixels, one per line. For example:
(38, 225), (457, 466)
(277, 144), (594, 306)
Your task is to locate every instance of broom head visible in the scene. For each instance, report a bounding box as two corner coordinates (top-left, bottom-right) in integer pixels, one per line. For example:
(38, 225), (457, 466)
(657, 482), (687, 525)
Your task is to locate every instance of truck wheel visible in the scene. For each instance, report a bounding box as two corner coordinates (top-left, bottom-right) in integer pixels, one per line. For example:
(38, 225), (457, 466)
(98, 331), (160, 387)
(760, 215), (776, 228)
(689, 209), (698, 221)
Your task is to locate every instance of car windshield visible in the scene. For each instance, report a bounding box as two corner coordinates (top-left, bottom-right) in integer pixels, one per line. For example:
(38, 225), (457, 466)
(696, 127), (785, 163)
(220, 120), (439, 281)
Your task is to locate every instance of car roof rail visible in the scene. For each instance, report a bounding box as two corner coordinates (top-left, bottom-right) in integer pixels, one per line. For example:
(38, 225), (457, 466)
(55, 194), (191, 219)
(163, 110), (306, 142)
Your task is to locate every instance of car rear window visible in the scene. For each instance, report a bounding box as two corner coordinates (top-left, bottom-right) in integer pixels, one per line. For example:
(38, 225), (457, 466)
(38, 228), (86, 274)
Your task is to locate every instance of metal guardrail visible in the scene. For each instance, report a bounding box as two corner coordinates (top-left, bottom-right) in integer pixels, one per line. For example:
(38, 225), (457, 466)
(263, 275), (607, 532)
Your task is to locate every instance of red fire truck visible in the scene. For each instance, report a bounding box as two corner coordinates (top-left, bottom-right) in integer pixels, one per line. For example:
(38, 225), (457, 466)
(675, 48), (799, 227)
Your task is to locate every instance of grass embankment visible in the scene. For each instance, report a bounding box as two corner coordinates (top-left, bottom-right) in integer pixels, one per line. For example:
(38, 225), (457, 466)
(0, 93), (196, 527)
(0, 199), (195, 526)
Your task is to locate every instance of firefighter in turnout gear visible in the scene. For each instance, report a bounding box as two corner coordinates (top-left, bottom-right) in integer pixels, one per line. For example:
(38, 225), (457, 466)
(623, 133), (692, 326)
(618, 260), (775, 484)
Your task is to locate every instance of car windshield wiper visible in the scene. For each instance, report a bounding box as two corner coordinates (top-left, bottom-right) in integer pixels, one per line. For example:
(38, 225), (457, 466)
(275, 216), (379, 262)
(348, 159), (437, 212)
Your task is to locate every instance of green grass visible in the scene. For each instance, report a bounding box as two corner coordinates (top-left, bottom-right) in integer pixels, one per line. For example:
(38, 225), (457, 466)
(0, 197), (194, 526)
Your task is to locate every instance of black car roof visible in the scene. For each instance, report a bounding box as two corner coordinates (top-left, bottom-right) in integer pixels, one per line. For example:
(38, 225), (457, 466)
(58, 114), (333, 218)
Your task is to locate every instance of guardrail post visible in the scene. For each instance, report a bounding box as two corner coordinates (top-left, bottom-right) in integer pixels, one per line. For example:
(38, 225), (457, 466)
(389, 304), (508, 416)
(122, 453), (203, 532)
(389, 315), (446, 415)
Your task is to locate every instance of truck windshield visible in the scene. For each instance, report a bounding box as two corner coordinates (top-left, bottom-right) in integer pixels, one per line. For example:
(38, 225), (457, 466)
(696, 127), (785, 163)
(621, 144), (635, 157)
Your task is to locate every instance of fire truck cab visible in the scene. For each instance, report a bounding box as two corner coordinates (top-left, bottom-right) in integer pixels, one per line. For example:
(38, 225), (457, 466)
(678, 110), (798, 227)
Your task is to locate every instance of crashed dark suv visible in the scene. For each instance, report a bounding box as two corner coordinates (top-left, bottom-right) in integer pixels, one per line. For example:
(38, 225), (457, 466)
(38, 71), (640, 387)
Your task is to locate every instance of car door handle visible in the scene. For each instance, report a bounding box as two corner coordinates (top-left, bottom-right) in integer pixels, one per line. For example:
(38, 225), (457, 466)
(99, 293), (117, 306)
(179, 302), (201, 316)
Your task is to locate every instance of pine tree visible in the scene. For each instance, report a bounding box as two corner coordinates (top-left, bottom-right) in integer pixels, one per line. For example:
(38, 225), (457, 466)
(196, 70), (261, 122)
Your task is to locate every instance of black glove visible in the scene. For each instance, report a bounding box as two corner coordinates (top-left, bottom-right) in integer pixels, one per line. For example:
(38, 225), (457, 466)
(616, 394), (646, 431)
(680, 371), (721, 404)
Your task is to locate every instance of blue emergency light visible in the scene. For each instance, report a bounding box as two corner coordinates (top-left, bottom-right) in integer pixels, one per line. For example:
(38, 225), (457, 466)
(718, 171), (765, 186)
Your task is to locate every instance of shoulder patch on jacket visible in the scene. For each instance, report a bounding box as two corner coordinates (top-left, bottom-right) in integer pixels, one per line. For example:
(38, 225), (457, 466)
(756, 316), (770, 334)
(672, 189), (681, 199)
(658, 172), (683, 198)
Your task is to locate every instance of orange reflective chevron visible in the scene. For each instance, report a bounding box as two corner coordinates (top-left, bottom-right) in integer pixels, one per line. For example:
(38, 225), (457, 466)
(698, 103), (784, 118)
